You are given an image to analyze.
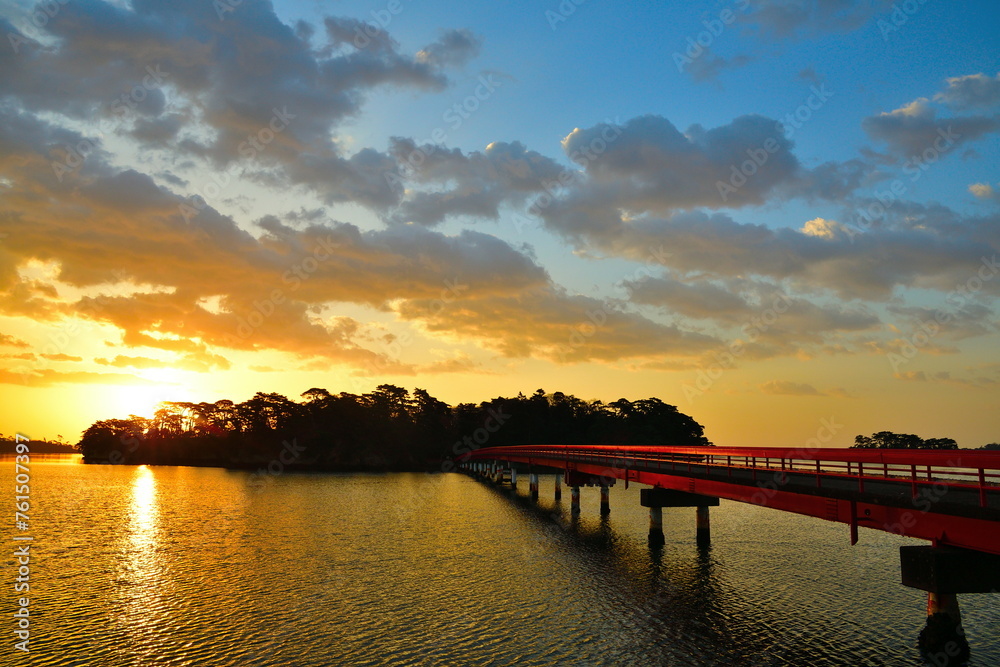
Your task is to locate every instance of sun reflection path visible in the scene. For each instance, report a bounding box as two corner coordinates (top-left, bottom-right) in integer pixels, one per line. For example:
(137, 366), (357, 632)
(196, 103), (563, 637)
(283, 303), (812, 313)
(129, 465), (158, 547)
(117, 465), (168, 644)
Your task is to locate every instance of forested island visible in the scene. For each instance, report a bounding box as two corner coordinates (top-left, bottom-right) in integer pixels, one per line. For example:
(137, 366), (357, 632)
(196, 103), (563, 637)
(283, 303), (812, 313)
(76, 386), (712, 470)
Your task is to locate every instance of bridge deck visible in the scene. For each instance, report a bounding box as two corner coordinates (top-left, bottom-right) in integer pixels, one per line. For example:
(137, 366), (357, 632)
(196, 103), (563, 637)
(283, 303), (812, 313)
(467, 445), (1000, 556)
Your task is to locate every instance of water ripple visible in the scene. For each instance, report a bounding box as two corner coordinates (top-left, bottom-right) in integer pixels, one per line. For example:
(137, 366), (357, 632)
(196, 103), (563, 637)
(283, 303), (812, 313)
(20, 463), (1000, 666)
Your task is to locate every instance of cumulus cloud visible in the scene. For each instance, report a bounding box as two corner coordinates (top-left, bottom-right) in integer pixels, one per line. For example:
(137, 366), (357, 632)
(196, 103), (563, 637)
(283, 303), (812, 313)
(0, 105), (562, 368)
(520, 113), (868, 245)
(969, 182), (1000, 202)
(415, 29), (482, 68)
(934, 73), (1000, 111)
(387, 139), (565, 225)
(40, 353), (83, 362)
(741, 0), (892, 38)
(0, 333), (29, 348)
(0, 368), (157, 387)
(893, 368), (999, 389)
(887, 303), (997, 341)
(861, 98), (1000, 156)
(0, 0), (482, 210)
(396, 286), (719, 363)
(95, 353), (230, 372)
(686, 52), (754, 83)
(678, 2), (889, 81)
(758, 380), (822, 396)
(1, 2), (997, 381)
(537, 204), (1000, 301)
(559, 114), (799, 212)
(3, 99), (742, 370)
(624, 275), (880, 349)
(758, 380), (850, 397)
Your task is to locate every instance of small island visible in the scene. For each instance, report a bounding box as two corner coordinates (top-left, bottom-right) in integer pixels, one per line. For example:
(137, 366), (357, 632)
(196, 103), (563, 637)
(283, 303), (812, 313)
(75, 386), (713, 470)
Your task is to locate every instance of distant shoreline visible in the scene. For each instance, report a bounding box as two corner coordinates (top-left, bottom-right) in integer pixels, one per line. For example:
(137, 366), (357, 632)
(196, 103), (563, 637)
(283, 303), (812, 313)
(0, 440), (78, 455)
(78, 455), (448, 474)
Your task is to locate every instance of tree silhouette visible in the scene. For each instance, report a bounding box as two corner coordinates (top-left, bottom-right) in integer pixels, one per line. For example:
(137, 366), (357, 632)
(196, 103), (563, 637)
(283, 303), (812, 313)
(76, 387), (713, 469)
(851, 431), (958, 450)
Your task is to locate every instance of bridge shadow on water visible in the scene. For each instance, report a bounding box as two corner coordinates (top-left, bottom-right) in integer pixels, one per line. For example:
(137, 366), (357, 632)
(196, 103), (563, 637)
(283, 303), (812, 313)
(472, 474), (902, 666)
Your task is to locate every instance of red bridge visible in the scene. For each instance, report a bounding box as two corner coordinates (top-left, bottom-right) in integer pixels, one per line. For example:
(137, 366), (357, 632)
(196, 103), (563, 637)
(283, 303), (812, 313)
(463, 444), (1000, 647)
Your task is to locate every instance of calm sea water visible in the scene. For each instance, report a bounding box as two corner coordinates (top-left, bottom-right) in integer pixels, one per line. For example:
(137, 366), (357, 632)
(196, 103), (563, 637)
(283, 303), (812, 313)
(6, 456), (999, 666)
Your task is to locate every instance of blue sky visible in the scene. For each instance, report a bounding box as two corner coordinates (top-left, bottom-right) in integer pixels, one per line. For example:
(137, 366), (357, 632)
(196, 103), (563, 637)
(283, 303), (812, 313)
(0, 0), (998, 447)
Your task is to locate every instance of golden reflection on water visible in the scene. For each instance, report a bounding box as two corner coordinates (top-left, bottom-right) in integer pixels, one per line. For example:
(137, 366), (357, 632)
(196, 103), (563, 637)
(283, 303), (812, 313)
(117, 465), (167, 638)
(130, 465), (158, 548)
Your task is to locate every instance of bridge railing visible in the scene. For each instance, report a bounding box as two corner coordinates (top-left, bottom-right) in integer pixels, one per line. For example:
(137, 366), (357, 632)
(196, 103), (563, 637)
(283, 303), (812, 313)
(467, 445), (1000, 508)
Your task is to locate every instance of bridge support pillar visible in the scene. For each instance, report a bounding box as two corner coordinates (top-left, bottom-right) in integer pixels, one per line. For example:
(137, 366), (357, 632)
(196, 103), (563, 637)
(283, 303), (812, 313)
(510, 467), (517, 489)
(927, 592), (961, 622)
(554, 473), (561, 500)
(600, 485), (611, 515)
(899, 545), (1000, 664)
(529, 473), (539, 500)
(640, 488), (719, 546)
(648, 506), (664, 546)
(696, 506), (711, 546)
(570, 486), (581, 515)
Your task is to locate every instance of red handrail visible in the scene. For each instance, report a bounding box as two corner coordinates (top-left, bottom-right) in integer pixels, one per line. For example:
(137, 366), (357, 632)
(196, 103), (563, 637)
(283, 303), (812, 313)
(470, 443), (1000, 468)
(468, 445), (1000, 508)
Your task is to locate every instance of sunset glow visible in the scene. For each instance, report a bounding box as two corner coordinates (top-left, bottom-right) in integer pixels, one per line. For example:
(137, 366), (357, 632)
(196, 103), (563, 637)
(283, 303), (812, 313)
(1, 0), (998, 448)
